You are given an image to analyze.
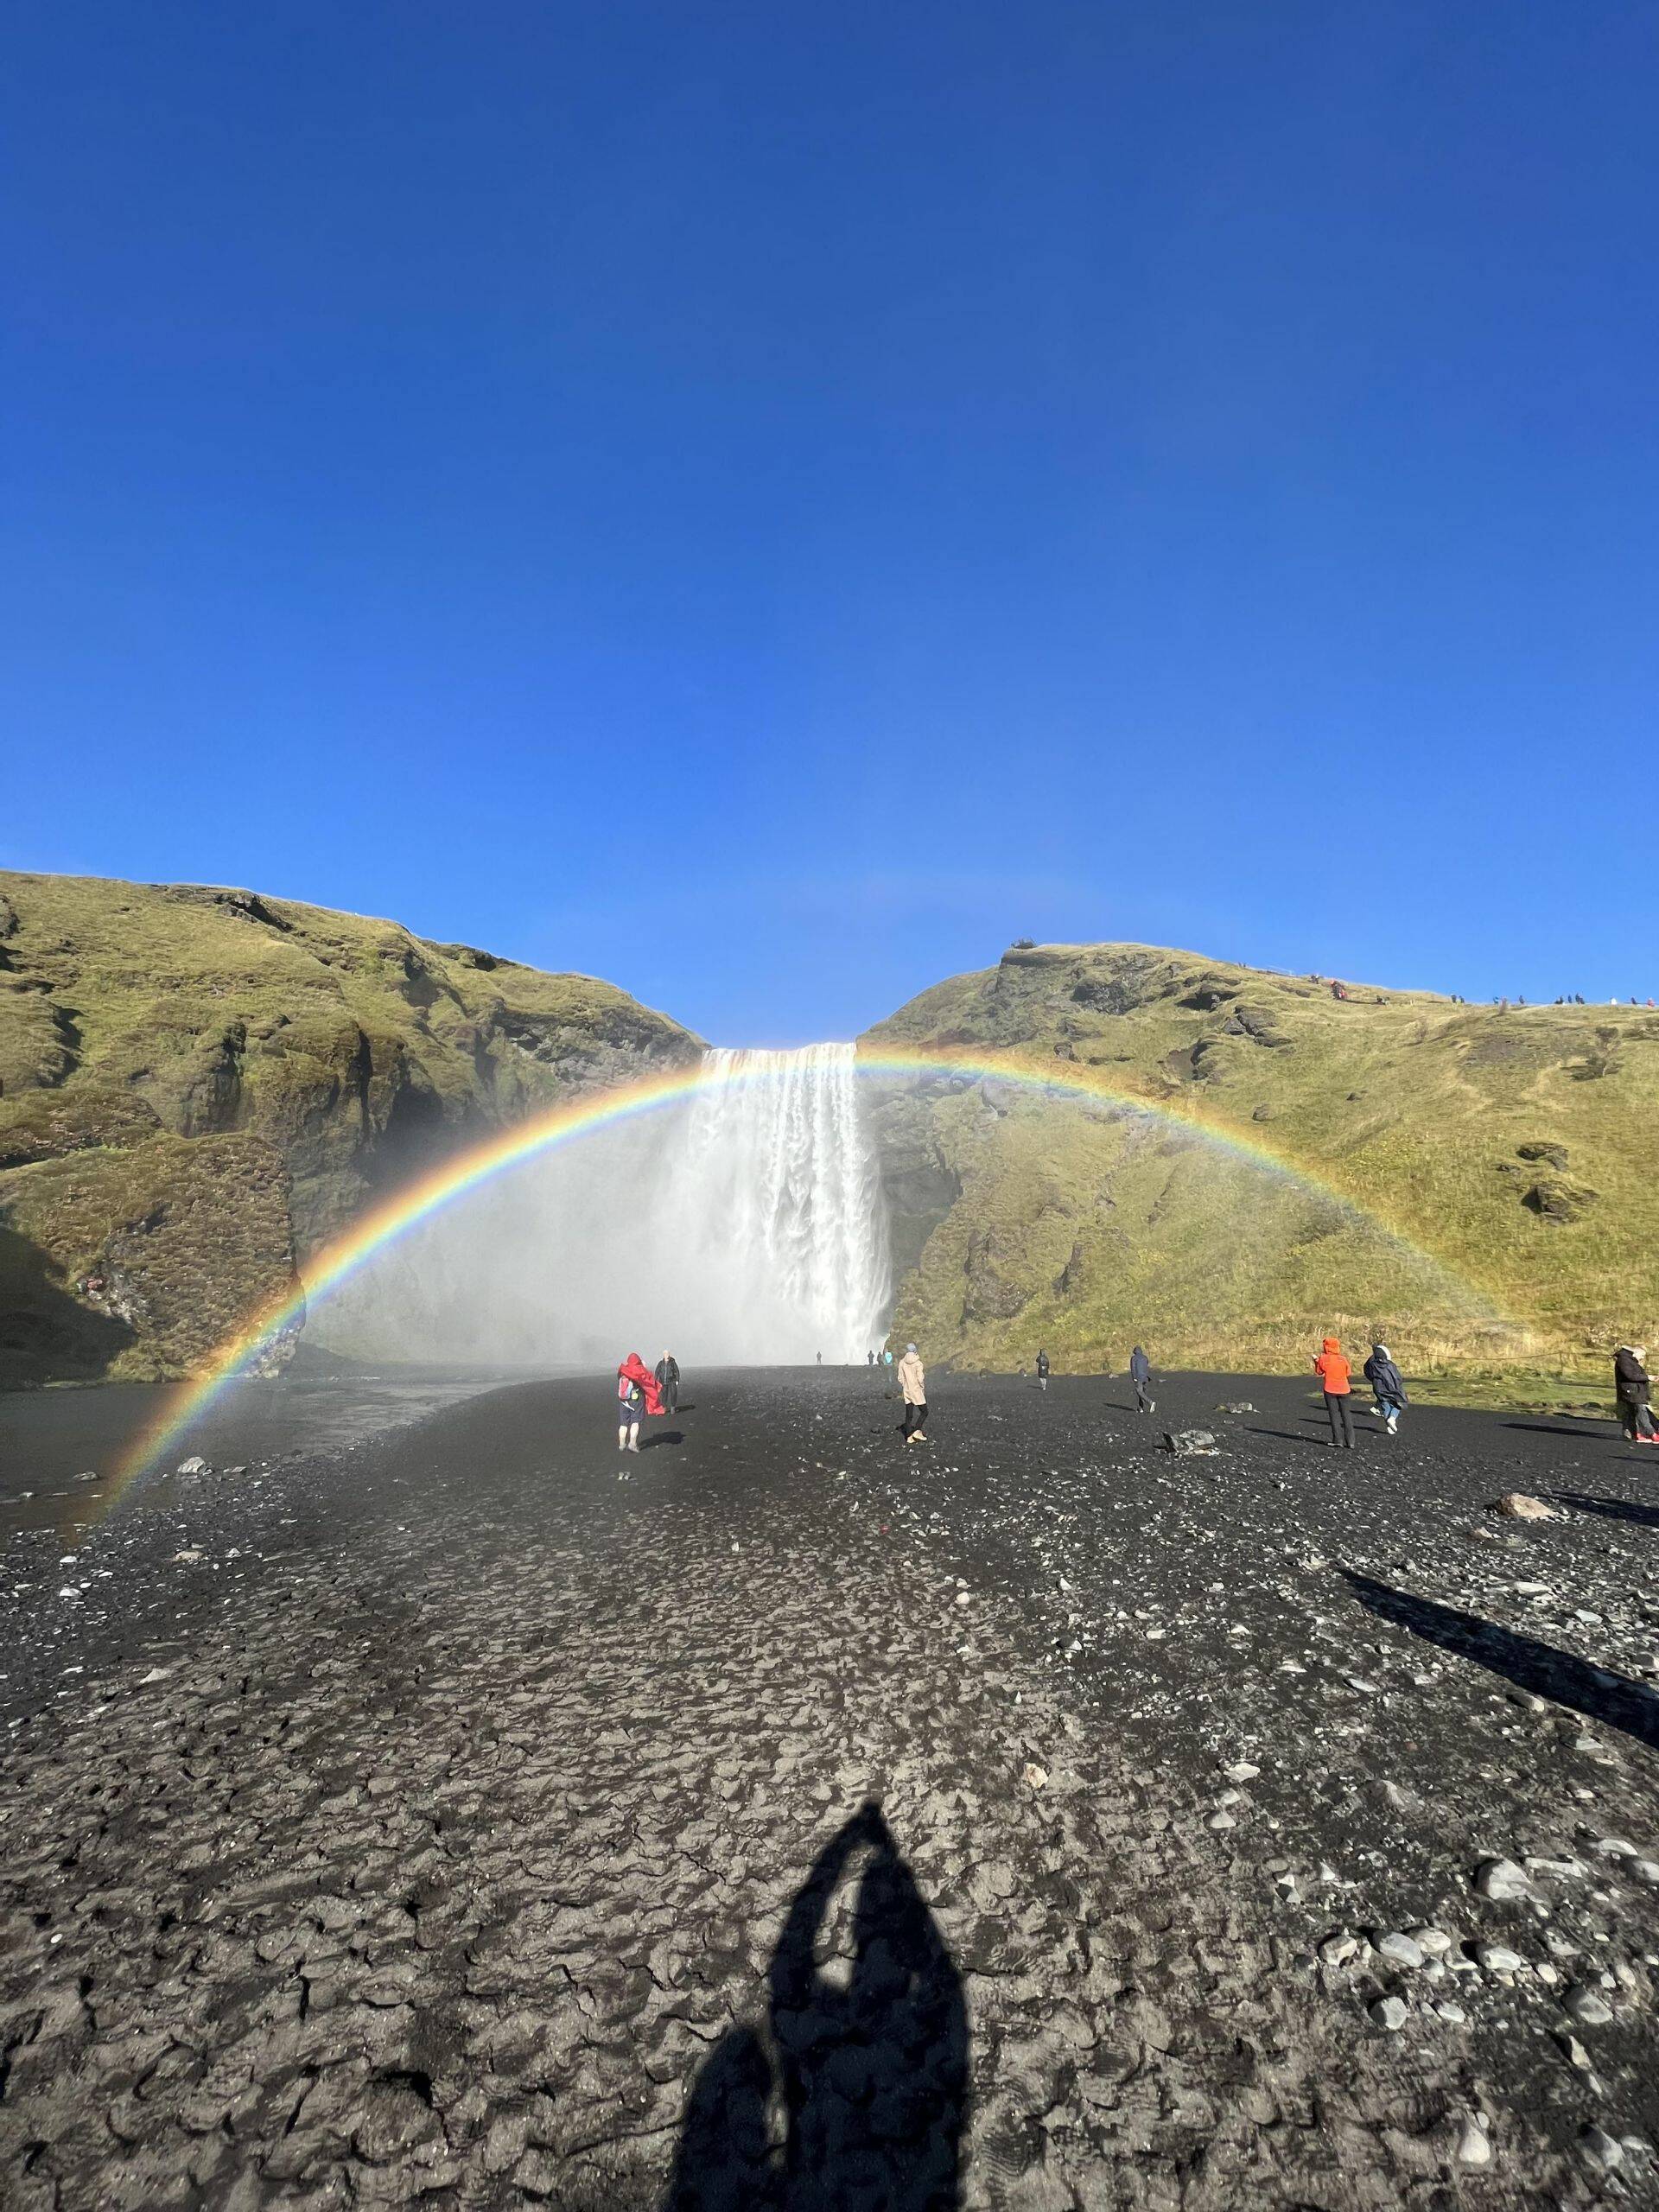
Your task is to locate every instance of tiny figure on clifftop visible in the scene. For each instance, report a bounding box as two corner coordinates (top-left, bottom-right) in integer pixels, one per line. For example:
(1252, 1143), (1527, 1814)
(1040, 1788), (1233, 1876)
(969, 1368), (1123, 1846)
(1363, 1343), (1408, 1436)
(1313, 1336), (1355, 1449)
(616, 1352), (663, 1452)
(1036, 1349), (1050, 1392)
(1613, 1344), (1657, 1445)
(899, 1344), (929, 1446)
(1129, 1344), (1154, 1414)
(655, 1351), (680, 1418)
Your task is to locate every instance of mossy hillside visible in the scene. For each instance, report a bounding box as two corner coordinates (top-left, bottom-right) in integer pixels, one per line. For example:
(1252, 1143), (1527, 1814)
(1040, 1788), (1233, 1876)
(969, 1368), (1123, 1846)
(861, 944), (1659, 1378)
(0, 873), (699, 1382)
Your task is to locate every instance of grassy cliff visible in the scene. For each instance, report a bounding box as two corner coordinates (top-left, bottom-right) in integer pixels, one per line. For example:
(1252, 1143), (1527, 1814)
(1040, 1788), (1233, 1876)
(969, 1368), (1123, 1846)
(0, 873), (699, 1384)
(861, 944), (1659, 1382)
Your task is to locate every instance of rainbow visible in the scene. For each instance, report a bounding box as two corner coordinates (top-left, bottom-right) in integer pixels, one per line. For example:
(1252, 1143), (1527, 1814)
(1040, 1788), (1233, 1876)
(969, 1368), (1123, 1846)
(110, 1046), (1501, 1501)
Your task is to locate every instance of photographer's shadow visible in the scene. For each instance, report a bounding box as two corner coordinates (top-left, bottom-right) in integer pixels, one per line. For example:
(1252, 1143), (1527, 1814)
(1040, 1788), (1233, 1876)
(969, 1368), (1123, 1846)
(664, 1800), (968, 2210)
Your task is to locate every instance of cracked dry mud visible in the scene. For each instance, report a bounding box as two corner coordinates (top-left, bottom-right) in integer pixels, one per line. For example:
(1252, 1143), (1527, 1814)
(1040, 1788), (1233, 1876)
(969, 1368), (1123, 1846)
(2, 1370), (1656, 2209)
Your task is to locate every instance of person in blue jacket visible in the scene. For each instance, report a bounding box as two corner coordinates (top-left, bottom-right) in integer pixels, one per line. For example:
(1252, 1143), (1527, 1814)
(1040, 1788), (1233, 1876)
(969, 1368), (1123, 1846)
(1363, 1342), (1408, 1436)
(1128, 1344), (1154, 1414)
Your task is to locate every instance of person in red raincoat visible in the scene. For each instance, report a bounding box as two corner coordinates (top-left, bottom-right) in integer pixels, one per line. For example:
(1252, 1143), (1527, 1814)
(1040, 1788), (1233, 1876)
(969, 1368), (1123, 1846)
(616, 1351), (664, 1452)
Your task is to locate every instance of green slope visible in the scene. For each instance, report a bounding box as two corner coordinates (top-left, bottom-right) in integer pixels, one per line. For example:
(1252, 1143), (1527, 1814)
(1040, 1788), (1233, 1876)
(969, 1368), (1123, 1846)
(0, 873), (699, 1384)
(861, 943), (1659, 1380)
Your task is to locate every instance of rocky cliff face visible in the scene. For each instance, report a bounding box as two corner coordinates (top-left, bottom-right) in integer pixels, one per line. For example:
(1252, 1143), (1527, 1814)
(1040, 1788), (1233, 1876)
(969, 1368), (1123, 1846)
(861, 943), (1659, 1379)
(0, 874), (700, 1384)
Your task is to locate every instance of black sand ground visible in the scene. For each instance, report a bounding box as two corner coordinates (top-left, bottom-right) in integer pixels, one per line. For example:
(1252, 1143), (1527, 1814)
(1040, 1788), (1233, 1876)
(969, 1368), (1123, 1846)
(2, 1368), (1656, 2210)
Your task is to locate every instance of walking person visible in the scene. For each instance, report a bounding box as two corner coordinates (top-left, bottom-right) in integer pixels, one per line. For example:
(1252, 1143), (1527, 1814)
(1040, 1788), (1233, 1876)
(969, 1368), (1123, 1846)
(898, 1343), (929, 1446)
(1363, 1342), (1408, 1435)
(1128, 1344), (1154, 1414)
(1313, 1335), (1355, 1448)
(616, 1351), (663, 1452)
(1613, 1344), (1657, 1443)
(1036, 1349), (1050, 1392)
(655, 1350), (681, 1418)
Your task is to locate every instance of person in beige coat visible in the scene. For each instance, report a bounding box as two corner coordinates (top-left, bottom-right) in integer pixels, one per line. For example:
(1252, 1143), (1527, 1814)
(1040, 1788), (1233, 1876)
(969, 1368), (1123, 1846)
(898, 1344), (928, 1445)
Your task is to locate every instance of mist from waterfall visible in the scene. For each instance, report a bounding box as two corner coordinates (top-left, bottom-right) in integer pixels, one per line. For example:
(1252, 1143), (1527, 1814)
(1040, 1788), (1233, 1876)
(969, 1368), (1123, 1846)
(315, 1044), (892, 1370)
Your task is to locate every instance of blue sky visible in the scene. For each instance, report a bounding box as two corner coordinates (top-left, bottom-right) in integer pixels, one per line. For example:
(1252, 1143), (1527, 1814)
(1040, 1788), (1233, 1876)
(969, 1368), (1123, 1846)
(4, 2), (1656, 1043)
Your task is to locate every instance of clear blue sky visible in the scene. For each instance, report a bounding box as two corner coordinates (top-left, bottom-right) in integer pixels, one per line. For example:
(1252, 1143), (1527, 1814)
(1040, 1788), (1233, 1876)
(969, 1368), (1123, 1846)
(4, 3), (1656, 1043)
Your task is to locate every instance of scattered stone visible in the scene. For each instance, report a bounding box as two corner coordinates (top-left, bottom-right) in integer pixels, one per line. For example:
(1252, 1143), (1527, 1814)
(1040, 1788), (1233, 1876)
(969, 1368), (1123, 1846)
(1580, 2126), (1624, 2174)
(1216, 1401), (1255, 1414)
(1369, 1996), (1408, 2031)
(1022, 1763), (1047, 1791)
(1162, 1429), (1220, 1456)
(1474, 1942), (1527, 1974)
(1408, 1926), (1453, 1957)
(175, 1456), (211, 1476)
(1494, 1493), (1554, 1520)
(1376, 1931), (1426, 1969)
(1475, 1857), (1532, 1902)
(1563, 1984), (1614, 2025)
(1455, 2117), (1492, 2168)
(1319, 1932), (1359, 1967)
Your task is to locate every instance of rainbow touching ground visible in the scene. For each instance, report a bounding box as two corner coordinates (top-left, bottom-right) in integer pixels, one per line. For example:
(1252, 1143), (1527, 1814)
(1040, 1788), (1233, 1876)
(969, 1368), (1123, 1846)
(109, 1046), (1503, 1506)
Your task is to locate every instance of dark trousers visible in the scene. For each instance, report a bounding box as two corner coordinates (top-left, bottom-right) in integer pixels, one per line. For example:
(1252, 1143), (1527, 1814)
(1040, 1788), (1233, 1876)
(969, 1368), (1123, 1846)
(1134, 1379), (1151, 1411)
(1325, 1391), (1355, 1447)
(902, 1402), (928, 1438)
(1620, 1398), (1655, 1441)
(661, 1381), (677, 1415)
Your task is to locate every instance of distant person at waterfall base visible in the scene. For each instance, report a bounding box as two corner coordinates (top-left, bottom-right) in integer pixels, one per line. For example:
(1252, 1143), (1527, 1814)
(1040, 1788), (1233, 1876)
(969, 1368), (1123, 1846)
(655, 1351), (680, 1417)
(1313, 1336), (1355, 1449)
(1129, 1344), (1154, 1414)
(898, 1344), (928, 1446)
(1036, 1349), (1050, 1391)
(1363, 1343), (1408, 1436)
(616, 1352), (663, 1452)
(1613, 1344), (1657, 1443)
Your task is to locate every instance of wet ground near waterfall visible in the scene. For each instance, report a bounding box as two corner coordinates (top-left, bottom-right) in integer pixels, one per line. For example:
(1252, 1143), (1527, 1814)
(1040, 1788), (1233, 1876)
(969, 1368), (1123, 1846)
(2, 1367), (1656, 2209)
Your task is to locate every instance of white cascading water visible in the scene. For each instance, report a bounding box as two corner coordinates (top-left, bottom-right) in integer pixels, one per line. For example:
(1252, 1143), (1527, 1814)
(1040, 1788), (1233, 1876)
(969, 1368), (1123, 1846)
(315, 1042), (891, 1369)
(668, 1045), (891, 1363)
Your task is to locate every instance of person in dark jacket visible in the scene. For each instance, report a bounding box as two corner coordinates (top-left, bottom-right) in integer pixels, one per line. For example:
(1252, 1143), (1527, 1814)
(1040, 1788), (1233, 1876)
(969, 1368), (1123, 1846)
(1036, 1349), (1050, 1392)
(655, 1351), (681, 1418)
(1128, 1344), (1154, 1414)
(1613, 1345), (1656, 1443)
(1363, 1343), (1408, 1436)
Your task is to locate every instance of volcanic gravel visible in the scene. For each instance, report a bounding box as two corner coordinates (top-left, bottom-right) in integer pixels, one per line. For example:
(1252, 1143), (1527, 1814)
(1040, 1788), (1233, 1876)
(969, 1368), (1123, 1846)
(1, 1367), (1656, 2209)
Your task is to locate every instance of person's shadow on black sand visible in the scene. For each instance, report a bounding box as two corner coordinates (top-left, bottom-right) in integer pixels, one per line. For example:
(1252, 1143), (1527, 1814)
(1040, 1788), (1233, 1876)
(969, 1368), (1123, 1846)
(1343, 1572), (1659, 1752)
(639, 1429), (685, 1450)
(664, 1801), (968, 2211)
(1554, 1491), (1659, 1529)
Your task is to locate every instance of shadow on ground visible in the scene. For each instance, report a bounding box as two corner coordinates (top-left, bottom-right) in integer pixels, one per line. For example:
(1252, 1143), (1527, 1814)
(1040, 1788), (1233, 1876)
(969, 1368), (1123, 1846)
(1554, 1491), (1659, 1530)
(664, 1800), (967, 2210)
(1343, 1572), (1659, 1752)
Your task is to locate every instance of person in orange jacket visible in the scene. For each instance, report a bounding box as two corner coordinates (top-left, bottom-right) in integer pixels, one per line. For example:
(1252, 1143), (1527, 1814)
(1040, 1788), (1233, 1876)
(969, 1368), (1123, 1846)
(1313, 1334), (1355, 1449)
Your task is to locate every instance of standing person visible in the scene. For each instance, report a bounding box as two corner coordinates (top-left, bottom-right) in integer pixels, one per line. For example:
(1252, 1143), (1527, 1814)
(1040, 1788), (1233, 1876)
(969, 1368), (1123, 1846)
(898, 1344), (929, 1446)
(883, 1348), (894, 1370)
(1128, 1344), (1154, 1414)
(867, 1349), (875, 1368)
(1036, 1349), (1050, 1392)
(1613, 1344), (1657, 1443)
(1363, 1342), (1408, 1435)
(1313, 1335), (1355, 1449)
(816, 1351), (823, 1366)
(616, 1351), (663, 1452)
(655, 1350), (681, 1418)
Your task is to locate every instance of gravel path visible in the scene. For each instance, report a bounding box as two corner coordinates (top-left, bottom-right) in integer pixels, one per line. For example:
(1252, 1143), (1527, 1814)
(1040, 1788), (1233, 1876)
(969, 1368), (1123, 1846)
(2, 1368), (1656, 2209)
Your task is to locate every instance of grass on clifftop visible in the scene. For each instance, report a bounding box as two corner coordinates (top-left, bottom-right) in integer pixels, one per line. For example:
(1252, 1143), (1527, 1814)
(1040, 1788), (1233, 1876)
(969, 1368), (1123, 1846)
(861, 942), (1659, 1383)
(0, 872), (700, 1383)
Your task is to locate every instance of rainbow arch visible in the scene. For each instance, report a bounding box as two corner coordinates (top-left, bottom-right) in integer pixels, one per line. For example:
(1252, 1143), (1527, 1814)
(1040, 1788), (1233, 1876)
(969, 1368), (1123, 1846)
(111, 1046), (1501, 1499)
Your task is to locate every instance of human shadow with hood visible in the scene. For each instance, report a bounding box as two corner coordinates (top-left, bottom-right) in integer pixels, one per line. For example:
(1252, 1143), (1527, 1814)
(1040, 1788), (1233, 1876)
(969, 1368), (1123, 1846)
(664, 1801), (969, 2211)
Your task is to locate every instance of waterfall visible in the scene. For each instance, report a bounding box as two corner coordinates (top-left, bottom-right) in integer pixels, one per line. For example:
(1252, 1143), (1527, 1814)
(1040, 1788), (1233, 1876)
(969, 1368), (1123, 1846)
(670, 1045), (892, 1363)
(315, 1041), (891, 1369)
